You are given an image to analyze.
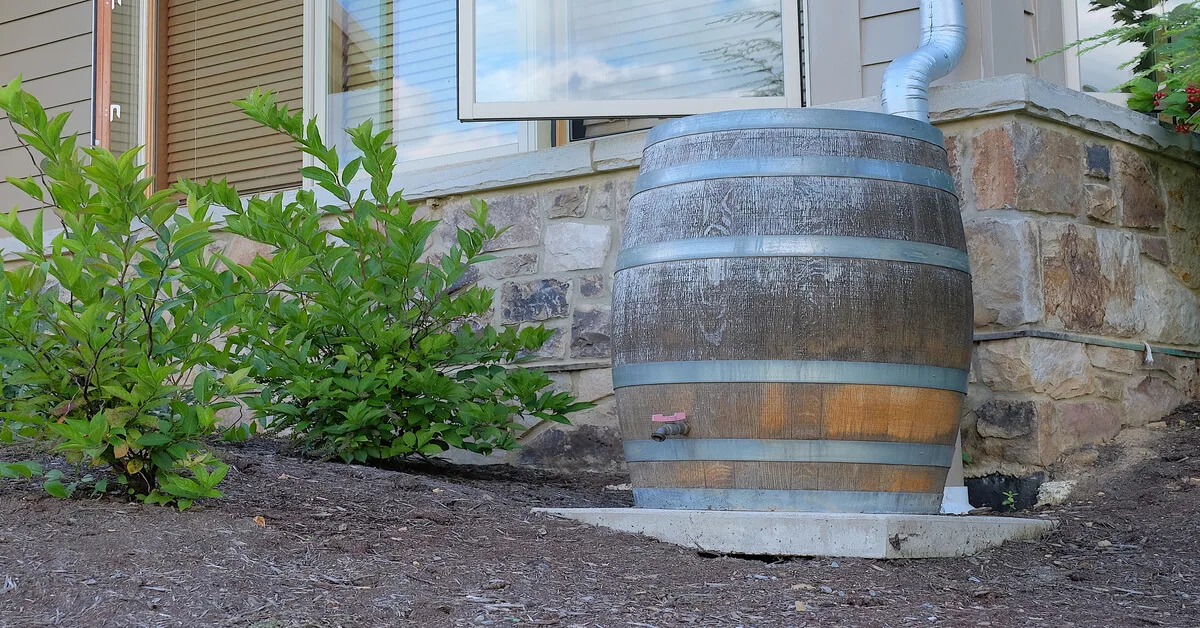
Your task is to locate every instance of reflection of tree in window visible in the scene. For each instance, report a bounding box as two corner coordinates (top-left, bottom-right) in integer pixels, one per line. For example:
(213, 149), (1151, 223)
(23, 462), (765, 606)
(1089, 0), (1162, 75)
(330, 0), (519, 165)
(329, 1), (393, 158)
(1078, 0), (1192, 91)
(702, 10), (784, 98)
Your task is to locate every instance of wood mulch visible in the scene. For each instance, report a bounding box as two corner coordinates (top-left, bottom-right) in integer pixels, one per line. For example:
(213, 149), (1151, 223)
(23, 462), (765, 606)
(2, 403), (1199, 627)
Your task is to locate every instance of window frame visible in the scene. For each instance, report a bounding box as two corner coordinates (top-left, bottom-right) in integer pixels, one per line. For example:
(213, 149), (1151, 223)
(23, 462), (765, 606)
(93, 0), (113, 150)
(455, 0), (805, 121)
(100, 0), (547, 187)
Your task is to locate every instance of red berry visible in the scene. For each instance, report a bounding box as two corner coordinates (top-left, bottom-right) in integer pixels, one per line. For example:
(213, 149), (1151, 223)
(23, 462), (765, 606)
(1175, 123), (1194, 134)
(1154, 90), (1167, 99)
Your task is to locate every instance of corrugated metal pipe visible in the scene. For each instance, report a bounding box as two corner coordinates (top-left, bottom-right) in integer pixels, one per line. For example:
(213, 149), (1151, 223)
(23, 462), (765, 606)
(881, 0), (967, 122)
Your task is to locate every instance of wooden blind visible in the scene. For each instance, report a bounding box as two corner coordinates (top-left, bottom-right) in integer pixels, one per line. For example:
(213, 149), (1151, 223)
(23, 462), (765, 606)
(162, 0), (303, 193)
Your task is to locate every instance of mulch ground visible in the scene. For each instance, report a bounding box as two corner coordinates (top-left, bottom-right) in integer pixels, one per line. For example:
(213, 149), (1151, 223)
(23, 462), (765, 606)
(2, 403), (1199, 627)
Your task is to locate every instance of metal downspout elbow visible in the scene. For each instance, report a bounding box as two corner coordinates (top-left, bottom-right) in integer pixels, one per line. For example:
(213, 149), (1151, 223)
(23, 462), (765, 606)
(881, 0), (967, 123)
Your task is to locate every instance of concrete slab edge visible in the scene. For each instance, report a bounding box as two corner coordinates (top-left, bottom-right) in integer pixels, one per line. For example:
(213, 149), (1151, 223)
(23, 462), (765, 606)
(534, 507), (1057, 559)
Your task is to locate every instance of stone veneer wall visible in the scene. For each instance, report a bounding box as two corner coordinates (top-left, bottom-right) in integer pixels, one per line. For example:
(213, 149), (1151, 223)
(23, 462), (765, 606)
(390, 77), (1200, 477)
(420, 174), (637, 471)
(945, 115), (1199, 477)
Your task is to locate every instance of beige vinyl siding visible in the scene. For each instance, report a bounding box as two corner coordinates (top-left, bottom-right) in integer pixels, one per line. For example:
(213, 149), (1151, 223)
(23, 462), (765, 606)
(1025, 0), (1067, 81)
(807, 0), (1069, 105)
(163, 0), (303, 193)
(0, 0), (93, 229)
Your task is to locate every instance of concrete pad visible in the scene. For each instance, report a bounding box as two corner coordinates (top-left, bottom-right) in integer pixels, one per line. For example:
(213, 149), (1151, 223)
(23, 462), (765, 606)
(533, 508), (1056, 559)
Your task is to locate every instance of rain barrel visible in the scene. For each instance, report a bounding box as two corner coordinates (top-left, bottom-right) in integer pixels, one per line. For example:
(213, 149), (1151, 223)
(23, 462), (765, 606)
(612, 109), (972, 514)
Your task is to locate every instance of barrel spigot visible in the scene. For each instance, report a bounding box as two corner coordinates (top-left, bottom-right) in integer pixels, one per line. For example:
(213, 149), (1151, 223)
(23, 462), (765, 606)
(650, 413), (689, 442)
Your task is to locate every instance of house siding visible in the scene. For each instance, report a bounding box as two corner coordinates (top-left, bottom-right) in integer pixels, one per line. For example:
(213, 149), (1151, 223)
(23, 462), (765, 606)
(807, 0), (1068, 105)
(0, 1), (93, 227)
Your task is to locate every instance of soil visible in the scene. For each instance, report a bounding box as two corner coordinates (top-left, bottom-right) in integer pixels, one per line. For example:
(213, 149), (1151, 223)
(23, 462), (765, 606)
(2, 404), (1200, 627)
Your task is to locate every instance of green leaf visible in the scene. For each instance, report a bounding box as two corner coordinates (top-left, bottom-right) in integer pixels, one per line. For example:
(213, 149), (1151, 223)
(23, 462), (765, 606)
(43, 480), (70, 498)
(300, 166), (341, 191)
(137, 433), (174, 447)
(418, 443), (445, 455)
(194, 370), (213, 404)
(341, 158), (362, 183)
(0, 461), (43, 479)
(5, 176), (44, 203)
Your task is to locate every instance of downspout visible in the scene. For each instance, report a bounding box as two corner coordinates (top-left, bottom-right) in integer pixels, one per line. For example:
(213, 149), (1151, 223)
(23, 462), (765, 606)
(881, 0), (968, 122)
(882, 0), (969, 514)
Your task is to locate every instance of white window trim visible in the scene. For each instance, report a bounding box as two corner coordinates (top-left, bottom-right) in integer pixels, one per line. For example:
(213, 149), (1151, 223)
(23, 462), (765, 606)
(303, 0), (327, 171)
(456, 0), (805, 121)
(800, 0), (812, 107)
(97, 0), (152, 156)
(1061, 0), (1082, 91)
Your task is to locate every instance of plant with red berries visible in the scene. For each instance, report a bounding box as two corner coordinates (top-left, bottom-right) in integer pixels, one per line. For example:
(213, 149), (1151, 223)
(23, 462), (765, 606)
(1042, 2), (1200, 134)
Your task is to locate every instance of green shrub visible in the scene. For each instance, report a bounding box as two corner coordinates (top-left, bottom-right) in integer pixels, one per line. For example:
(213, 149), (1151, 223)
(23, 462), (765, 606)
(189, 90), (592, 464)
(0, 78), (253, 509)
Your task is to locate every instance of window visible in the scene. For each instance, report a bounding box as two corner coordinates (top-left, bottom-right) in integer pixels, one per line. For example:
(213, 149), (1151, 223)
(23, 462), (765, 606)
(103, 0), (147, 156)
(458, 0), (804, 121)
(162, 0), (305, 192)
(93, 0), (805, 191)
(322, 0), (528, 168)
(97, 0), (305, 193)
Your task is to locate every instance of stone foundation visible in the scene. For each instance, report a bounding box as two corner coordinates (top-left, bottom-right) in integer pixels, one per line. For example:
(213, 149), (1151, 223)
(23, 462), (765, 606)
(938, 87), (1200, 477)
(398, 76), (1200, 476)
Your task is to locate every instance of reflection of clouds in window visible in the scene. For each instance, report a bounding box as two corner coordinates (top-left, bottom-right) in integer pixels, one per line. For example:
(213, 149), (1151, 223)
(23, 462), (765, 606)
(476, 57), (683, 102)
(474, 0), (784, 102)
(328, 0), (518, 166)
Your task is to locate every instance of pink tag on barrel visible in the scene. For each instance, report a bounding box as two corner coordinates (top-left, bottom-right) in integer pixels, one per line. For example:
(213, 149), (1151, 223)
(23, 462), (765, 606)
(652, 413), (686, 423)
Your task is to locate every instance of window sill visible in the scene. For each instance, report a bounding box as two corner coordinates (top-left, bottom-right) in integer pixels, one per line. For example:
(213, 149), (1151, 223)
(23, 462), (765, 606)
(323, 131), (648, 205)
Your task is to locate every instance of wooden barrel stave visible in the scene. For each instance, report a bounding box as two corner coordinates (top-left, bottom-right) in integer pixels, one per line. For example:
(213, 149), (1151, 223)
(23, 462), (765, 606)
(613, 109), (971, 514)
(639, 128), (949, 173)
(622, 178), (966, 251)
(616, 383), (963, 445)
(613, 258), (972, 367)
(629, 461), (949, 493)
